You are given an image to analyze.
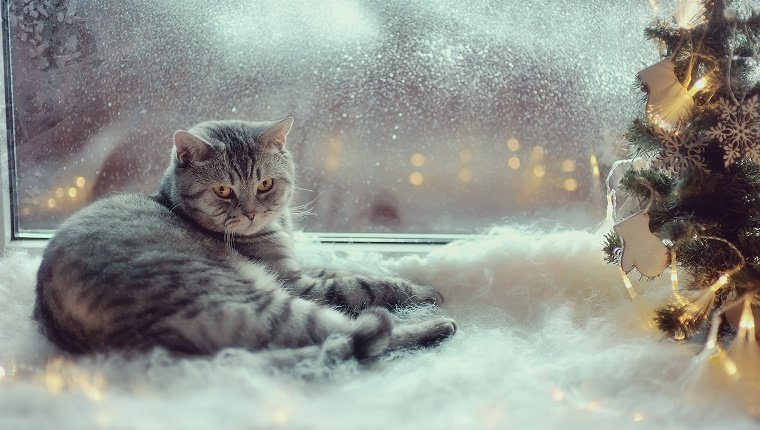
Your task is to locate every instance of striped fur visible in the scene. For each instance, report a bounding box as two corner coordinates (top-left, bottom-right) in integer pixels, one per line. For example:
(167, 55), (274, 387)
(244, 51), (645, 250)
(34, 119), (456, 362)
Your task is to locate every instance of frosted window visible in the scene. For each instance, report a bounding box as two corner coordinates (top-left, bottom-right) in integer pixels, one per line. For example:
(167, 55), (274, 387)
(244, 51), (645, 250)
(6, 0), (655, 235)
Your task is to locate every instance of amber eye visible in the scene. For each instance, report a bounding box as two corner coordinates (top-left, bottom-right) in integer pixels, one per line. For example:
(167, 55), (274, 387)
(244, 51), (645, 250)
(257, 178), (274, 192)
(212, 185), (234, 198)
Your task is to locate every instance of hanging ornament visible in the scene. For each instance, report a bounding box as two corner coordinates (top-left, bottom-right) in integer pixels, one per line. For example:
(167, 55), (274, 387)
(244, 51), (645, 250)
(650, 126), (710, 175)
(673, 0), (707, 29)
(639, 59), (695, 130)
(705, 96), (760, 167)
(614, 210), (670, 278)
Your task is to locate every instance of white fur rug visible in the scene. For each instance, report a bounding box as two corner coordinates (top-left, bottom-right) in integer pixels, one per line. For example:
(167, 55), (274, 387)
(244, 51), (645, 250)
(1, 227), (757, 429)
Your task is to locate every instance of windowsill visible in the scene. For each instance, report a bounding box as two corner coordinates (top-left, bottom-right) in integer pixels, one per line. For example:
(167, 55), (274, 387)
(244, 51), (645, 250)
(3, 233), (477, 256)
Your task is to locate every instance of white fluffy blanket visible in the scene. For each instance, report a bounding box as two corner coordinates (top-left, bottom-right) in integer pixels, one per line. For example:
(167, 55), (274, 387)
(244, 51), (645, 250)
(1, 227), (757, 429)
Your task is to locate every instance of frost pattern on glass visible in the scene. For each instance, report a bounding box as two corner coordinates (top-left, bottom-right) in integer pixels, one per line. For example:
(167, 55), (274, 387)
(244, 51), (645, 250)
(8, 0), (656, 234)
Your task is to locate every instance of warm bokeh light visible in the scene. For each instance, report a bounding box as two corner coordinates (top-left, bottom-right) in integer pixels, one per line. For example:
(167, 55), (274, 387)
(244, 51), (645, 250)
(75, 176), (86, 188)
(409, 172), (424, 186)
(47, 199), (56, 209)
(533, 165), (545, 178)
(327, 137), (343, 152)
(531, 146), (544, 160)
(561, 159), (576, 172)
(68, 187), (77, 198)
(508, 156), (521, 170)
(507, 137), (520, 152)
(459, 149), (473, 163)
(564, 178), (578, 191)
(458, 168), (473, 183)
(55, 188), (65, 198)
(590, 154), (600, 178)
(410, 153), (426, 167)
(633, 413), (644, 422)
(324, 154), (340, 171)
(21, 207), (32, 216)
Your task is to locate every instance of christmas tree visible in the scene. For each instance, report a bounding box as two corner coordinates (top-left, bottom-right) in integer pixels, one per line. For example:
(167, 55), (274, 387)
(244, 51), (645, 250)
(603, 0), (760, 393)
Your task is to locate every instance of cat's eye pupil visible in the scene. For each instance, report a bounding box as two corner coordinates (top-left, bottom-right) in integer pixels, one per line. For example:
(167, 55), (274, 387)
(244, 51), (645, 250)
(257, 179), (274, 192)
(213, 185), (233, 198)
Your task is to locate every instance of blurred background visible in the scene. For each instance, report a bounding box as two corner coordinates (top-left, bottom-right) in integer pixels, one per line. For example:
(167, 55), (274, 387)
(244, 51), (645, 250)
(7, 0), (660, 235)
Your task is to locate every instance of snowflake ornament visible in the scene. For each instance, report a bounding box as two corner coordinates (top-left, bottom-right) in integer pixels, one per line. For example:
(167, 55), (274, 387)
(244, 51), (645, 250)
(705, 96), (760, 167)
(651, 127), (710, 174)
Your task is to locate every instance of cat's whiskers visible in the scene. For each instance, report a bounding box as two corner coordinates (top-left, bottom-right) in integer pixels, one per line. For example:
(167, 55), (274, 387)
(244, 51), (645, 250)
(291, 194), (320, 219)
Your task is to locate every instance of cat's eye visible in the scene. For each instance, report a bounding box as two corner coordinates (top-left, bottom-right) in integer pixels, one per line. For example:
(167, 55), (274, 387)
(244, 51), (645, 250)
(257, 178), (274, 192)
(212, 185), (234, 198)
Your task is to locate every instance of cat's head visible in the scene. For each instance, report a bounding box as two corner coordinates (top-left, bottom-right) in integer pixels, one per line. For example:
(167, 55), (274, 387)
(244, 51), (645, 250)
(165, 118), (295, 236)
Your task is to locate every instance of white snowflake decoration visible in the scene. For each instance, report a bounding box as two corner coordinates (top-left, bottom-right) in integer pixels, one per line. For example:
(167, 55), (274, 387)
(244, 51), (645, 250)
(651, 127), (710, 174)
(705, 95), (760, 167)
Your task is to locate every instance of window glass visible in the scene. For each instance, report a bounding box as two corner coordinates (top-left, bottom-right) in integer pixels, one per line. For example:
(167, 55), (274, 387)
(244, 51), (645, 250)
(6, 0), (655, 235)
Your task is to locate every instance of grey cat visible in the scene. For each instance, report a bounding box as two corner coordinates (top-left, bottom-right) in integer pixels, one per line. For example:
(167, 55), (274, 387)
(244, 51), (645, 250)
(33, 118), (456, 364)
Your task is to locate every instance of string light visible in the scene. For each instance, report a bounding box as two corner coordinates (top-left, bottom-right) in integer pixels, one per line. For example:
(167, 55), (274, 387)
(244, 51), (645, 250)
(68, 187), (77, 198)
(533, 165), (546, 178)
(75, 176), (86, 188)
(55, 188), (65, 198)
(687, 77), (708, 96)
(507, 137), (520, 152)
(47, 199), (56, 209)
(619, 267), (638, 300)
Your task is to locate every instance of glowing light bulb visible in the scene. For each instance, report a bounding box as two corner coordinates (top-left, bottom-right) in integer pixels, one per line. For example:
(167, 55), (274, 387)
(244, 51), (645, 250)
(533, 165), (545, 178)
(670, 251), (679, 295)
(506, 138), (520, 152)
(619, 267), (638, 299)
(688, 77), (707, 96)
(75, 176), (86, 187)
(68, 187), (77, 198)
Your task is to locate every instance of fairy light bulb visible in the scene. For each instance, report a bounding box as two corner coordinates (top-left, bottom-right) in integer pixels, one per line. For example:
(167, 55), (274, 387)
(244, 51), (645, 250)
(738, 297), (757, 341)
(619, 267), (638, 300)
(688, 77), (707, 96)
(669, 251), (679, 294)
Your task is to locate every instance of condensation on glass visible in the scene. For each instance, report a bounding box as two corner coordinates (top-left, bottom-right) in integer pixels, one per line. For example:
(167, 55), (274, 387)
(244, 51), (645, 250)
(6, 0), (658, 235)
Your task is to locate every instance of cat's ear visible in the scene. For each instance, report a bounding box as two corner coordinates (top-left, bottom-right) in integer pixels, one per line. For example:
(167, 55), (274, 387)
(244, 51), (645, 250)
(258, 117), (294, 150)
(173, 130), (211, 166)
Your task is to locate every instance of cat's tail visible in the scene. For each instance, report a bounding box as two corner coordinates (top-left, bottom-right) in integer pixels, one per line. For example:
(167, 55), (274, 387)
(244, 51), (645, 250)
(324, 307), (457, 363)
(258, 307), (456, 368)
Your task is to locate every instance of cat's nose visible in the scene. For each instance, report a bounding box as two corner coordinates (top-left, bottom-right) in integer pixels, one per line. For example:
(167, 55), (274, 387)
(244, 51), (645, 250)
(245, 212), (256, 220)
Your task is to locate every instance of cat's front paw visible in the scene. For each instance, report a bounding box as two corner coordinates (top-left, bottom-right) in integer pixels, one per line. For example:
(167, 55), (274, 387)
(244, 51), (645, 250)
(398, 281), (445, 307)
